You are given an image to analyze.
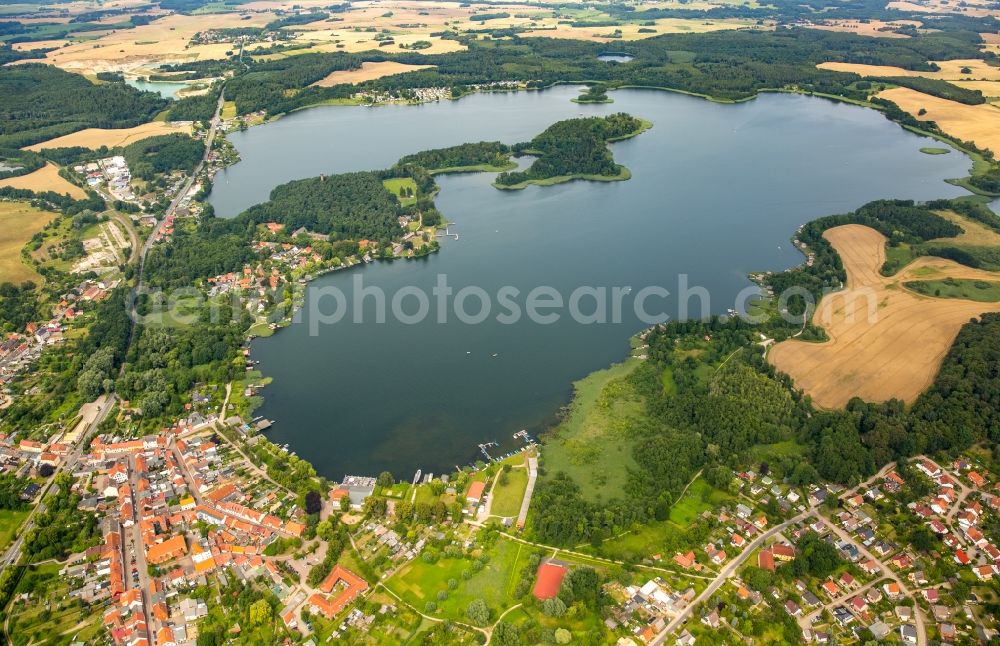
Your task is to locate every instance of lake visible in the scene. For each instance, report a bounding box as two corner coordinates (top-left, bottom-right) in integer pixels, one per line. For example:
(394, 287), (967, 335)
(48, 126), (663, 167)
(127, 78), (190, 99)
(213, 86), (971, 480)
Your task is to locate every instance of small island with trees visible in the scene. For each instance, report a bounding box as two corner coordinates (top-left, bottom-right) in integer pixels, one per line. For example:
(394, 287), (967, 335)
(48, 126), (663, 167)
(494, 113), (651, 190)
(572, 83), (613, 104)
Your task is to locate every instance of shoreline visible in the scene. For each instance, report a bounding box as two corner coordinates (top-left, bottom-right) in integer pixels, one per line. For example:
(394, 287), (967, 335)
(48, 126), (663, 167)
(220, 83), (982, 477)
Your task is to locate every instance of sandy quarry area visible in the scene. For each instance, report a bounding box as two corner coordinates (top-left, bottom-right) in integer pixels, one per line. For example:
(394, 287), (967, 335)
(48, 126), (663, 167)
(312, 61), (435, 86)
(769, 224), (1000, 409)
(877, 86), (1000, 155)
(0, 163), (87, 199)
(25, 121), (192, 152)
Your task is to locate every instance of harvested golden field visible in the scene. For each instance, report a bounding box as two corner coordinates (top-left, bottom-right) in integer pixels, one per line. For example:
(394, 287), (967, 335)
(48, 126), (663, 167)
(520, 18), (763, 41)
(952, 80), (1000, 100)
(803, 19), (921, 38)
(0, 163), (86, 199)
(29, 12), (276, 76)
(888, 0), (1000, 17)
(312, 61), (435, 86)
(25, 121), (192, 152)
(817, 59), (1000, 81)
(769, 225), (1000, 409)
(0, 201), (56, 284)
(877, 87), (1000, 155)
(277, 30), (465, 56)
(932, 210), (1000, 247)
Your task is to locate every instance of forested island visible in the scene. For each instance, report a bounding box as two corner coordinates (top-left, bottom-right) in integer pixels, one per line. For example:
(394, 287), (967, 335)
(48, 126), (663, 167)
(145, 115), (647, 288)
(495, 113), (649, 189)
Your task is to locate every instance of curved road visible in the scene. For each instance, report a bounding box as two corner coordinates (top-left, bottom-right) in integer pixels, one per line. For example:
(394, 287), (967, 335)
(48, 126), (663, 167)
(653, 508), (814, 644)
(125, 90), (226, 358)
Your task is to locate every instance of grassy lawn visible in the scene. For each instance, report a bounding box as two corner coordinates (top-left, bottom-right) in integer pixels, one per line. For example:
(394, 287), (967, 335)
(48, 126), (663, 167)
(541, 357), (644, 504)
(660, 366), (676, 395)
(385, 536), (524, 622)
(598, 478), (730, 562)
(0, 508), (28, 549)
(906, 278), (1000, 302)
(668, 478), (729, 526)
(0, 201), (56, 283)
(490, 467), (528, 518)
(747, 440), (806, 464)
(221, 101), (237, 119)
(493, 164), (631, 190)
(383, 177), (418, 207)
(882, 242), (916, 276)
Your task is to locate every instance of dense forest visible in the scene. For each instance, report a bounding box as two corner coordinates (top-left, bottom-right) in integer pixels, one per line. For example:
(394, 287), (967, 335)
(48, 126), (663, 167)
(167, 89), (222, 122)
(395, 141), (511, 172)
(186, 28), (993, 120)
(0, 64), (166, 148)
(879, 76), (986, 105)
(496, 113), (645, 186)
(123, 133), (205, 180)
(239, 171), (404, 239)
(532, 294), (1000, 546)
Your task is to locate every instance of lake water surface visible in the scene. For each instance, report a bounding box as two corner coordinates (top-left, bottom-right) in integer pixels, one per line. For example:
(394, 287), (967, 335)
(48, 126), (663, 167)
(127, 78), (190, 99)
(213, 86), (971, 479)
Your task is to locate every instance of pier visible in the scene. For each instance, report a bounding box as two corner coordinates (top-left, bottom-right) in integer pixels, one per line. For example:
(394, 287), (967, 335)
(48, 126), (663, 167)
(435, 223), (459, 241)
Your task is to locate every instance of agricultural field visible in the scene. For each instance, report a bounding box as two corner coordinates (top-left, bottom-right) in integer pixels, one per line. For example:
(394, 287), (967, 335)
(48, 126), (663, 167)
(540, 357), (644, 503)
(0, 201), (57, 283)
(817, 59), (1000, 82)
(520, 17), (764, 42)
(877, 86), (1000, 155)
(312, 61), (435, 87)
(17, 12), (277, 76)
(769, 224), (1000, 408)
(802, 18), (921, 38)
(25, 121), (192, 152)
(0, 163), (85, 199)
(933, 209), (1000, 247)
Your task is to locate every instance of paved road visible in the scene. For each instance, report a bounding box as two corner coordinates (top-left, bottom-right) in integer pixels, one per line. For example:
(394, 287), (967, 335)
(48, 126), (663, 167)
(816, 515), (927, 646)
(653, 508), (815, 644)
(1, 394), (114, 568)
(124, 90), (226, 360)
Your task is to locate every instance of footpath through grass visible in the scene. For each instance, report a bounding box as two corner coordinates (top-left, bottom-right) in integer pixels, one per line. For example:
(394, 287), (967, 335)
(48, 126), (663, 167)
(490, 468), (528, 518)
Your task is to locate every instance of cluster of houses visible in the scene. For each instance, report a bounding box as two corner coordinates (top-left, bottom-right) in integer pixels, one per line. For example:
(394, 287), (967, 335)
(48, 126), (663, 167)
(0, 276), (114, 392)
(0, 433), (68, 489)
(74, 157), (135, 202)
(911, 458), (1000, 581)
(604, 576), (697, 644)
(46, 419), (339, 645)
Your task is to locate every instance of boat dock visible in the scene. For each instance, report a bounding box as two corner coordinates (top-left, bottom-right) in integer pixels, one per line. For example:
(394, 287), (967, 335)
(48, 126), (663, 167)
(435, 223), (459, 240)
